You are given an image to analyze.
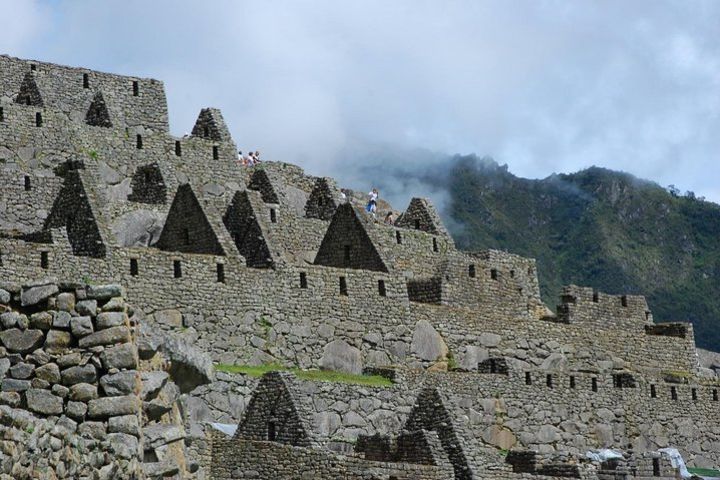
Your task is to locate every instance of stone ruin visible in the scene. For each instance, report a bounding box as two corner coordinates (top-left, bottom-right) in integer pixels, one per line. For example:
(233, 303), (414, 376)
(0, 54), (718, 479)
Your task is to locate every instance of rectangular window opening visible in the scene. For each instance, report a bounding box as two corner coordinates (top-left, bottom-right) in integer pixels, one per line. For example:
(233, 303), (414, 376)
(24, 175), (31, 191)
(82, 73), (89, 89)
(216, 263), (225, 283)
(182, 228), (190, 245)
(40, 251), (49, 269)
(396, 230), (402, 244)
(132, 81), (139, 96)
(173, 260), (182, 279)
(525, 372), (532, 385)
(339, 276), (348, 296)
(591, 377), (598, 392)
(175, 140), (182, 156)
(670, 386), (677, 400)
(592, 291), (599, 303)
(414, 219), (420, 230)
(652, 458), (660, 477)
(30, 64), (36, 71)
(203, 126), (209, 137)
(468, 264), (476, 278)
(691, 388), (697, 401)
(268, 421), (276, 441)
(0, 107), (4, 122)
(270, 208), (277, 223)
(136, 134), (143, 149)
(432, 237), (438, 252)
(546, 374), (553, 388)
(510, 269), (515, 278)
(343, 245), (351, 265)
(299, 272), (308, 289)
(491, 269), (498, 280)
(212, 145), (219, 160)
(621, 295), (628, 307)
(569, 376), (576, 389)
(713, 389), (718, 401)
(130, 258), (138, 276)
(650, 384), (657, 398)
(378, 279), (386, 297)
(35, 112), (42, 127)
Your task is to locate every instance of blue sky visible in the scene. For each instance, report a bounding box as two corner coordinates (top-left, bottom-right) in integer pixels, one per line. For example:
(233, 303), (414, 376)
(2, 0), (720, 203)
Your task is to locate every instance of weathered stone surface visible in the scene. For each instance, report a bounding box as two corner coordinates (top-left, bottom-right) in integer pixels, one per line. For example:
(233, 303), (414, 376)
(411, 320), (448, 361)
(88, 395), (141, 418)
(320, 339), (363, 374)
(111, 209), (165, 247)
(52, 310), (72, 329)
(162, 337), (214, 393)
(34, 363), (61, 383)
(0, 328), (44, 353)
(0, 289), (10, 305)
(459, 346), (489, 370)
(2, 378), (31, 392)
(78, 326), (131, 348)
(86, 284), (124, 300)
(143, 423), (185, 449)
(108, 414), (140, 436)
(482, 425), (517, 450)
(9, 362), (34, 379)
(154, 309), (182, 328)
(70, 382), (98, 402)
(0, 312), (21, 329)
(44, 329), (73, 350)
(30, 311), (53, 330)
(75, 299), (98, 316)
(106, 432), (140, 459)
(61, 364), (97, 385)
(0, 358), (10, 380)
(70, 316), (94, 337)
(21, 283), (58, 307)
(100, 371), (139, 396)
(66, 400), (88, 419)
(101, 343), (138, 370)
(140, 371), (168, 399)
(479, 332), (502, 348)
(26, 388), (63, 415)
(56, 292), (75, 312)
(96, 311), (127, 330)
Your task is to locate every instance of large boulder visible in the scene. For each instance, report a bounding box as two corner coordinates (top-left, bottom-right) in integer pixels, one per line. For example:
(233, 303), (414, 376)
(20, 281), (58, 307)
(410, 320), (448, 362)
(111, 210), (165, 247)
(320, 339), (362, 374)
(161, 337), (215, 393)
(25, 388), (63, 415)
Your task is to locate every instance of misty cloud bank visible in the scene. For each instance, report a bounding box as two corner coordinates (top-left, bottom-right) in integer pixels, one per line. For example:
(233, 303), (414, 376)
(2, 0), (720, 208)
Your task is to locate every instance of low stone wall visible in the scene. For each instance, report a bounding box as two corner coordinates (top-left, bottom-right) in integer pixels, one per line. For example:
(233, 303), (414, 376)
(0, 279), (143, 479)
(210, 434), (453, 480)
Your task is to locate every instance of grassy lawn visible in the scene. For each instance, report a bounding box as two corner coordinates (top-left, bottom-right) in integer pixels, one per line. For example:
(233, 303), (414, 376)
(215, 363), (393, 387)
(688, 467), (720, 478)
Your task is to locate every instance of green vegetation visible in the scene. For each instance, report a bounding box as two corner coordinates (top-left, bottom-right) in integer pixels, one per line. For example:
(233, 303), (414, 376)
(215, 363), (393, 387)
(429, 155), (720, 350)
(688, 467), (720, 478)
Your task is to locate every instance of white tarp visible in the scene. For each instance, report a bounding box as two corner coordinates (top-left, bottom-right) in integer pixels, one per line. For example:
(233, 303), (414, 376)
(658, 448), (691, 479)
(585, 449), (624, 462)
(210, 423), (238, 437)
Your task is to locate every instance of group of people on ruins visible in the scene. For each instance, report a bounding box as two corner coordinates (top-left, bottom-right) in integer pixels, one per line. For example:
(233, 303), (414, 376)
(238, 150), (262, 167)
(366, 188), (395, 225)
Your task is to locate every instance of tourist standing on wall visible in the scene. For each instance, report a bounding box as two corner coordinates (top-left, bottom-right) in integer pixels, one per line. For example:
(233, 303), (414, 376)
(367, 188), (378, 216)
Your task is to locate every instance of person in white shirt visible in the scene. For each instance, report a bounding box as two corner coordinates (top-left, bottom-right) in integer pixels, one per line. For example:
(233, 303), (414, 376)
(366, 188), (379, 215)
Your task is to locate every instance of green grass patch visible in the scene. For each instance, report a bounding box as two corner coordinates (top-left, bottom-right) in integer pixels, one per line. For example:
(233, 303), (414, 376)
(215, 363), (392, 387)
(689, 467), (720, 478)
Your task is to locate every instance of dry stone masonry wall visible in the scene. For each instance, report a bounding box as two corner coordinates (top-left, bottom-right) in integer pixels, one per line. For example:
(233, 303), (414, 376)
(1, 54), (718, 479)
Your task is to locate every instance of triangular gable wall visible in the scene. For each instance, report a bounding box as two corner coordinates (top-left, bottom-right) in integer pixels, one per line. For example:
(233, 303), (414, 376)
(190, 107), (232, 141)
(314, 203), (388, 272)
(305, 177), (340, 220)
(223, 190), (274, 268)
(247, 169), (280, 204)
(234, 372), (312, 447)
(14, 72), (44, 107)
(156, 184), (225, 255)
(85, 91), (112, 127)
(404, 387), (473, 480)
(40, 170), (106, 258)
(396, 197), (446, 235)
(127, 163), (167, 204)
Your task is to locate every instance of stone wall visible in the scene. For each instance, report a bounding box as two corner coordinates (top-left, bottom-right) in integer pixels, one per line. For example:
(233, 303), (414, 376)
(0, 279), (143, 479)
(210, 434), (454, 480)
